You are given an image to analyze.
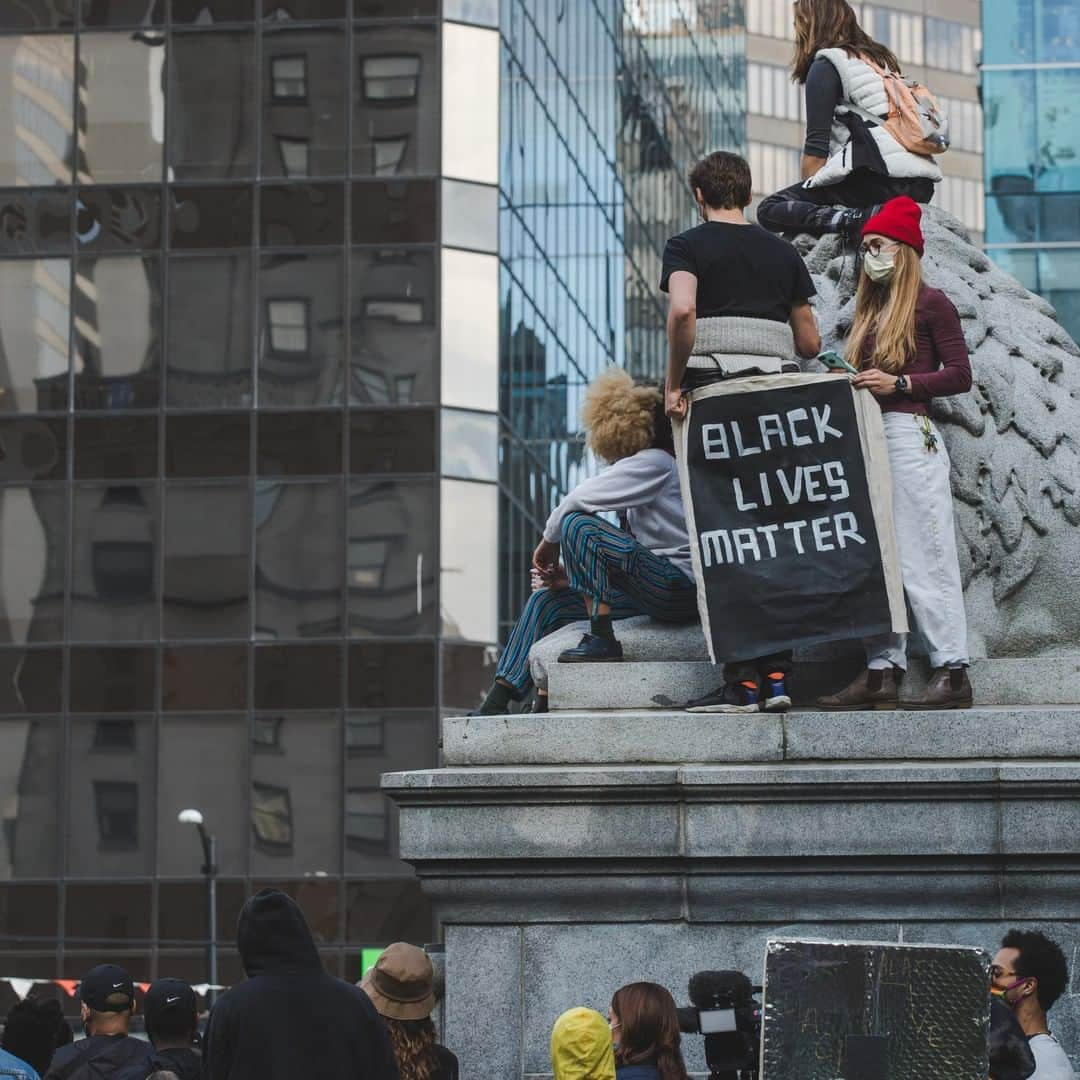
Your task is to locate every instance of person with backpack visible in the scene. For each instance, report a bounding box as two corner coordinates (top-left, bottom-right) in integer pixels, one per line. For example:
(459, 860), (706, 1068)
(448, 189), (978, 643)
(43, 966), (149, 1080)
(111, 981), (200, 1080)
(756, 0), (946, 245)
(359, 943), (458, 1080)
(815, 197), (973, 710)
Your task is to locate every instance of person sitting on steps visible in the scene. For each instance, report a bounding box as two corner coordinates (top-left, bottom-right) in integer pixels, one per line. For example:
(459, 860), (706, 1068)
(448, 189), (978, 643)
(756, 0), (940, 246)
(472, 369), (697, 716)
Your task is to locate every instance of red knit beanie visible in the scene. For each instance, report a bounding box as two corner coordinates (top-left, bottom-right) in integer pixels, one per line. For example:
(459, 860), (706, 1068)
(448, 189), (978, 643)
(862, 196), (924, 255)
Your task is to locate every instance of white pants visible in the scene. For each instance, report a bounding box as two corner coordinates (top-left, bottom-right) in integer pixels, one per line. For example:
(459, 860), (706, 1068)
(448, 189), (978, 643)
(865, 412), (969, 670)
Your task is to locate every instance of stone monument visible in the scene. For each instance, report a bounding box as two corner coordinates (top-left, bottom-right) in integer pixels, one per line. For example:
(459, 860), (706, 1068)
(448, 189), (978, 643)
(384, 208), (1080, 1078)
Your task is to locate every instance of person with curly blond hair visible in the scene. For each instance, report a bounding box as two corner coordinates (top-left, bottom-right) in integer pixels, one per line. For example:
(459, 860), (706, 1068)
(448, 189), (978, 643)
(471, 368), (697, 716)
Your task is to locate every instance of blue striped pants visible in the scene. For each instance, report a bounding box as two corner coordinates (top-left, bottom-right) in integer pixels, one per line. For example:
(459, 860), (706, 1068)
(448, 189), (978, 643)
(495, 512), (698, 695)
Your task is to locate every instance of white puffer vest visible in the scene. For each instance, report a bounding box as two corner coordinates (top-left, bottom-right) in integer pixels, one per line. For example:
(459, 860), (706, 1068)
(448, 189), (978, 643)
(805, 47), (942, 188)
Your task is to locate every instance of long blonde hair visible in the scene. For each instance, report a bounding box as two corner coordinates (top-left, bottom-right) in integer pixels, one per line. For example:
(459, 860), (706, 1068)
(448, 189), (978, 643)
(385, 1017), (442, 1080)
(845, 244), (923, 373)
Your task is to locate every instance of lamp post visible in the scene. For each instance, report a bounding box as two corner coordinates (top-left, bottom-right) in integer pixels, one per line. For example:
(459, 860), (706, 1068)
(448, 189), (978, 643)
(178, 809), (217, 1001)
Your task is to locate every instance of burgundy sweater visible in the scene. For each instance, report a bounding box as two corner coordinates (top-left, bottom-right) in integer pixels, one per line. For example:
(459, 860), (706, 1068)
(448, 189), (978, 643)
(861, 286), (972, 415)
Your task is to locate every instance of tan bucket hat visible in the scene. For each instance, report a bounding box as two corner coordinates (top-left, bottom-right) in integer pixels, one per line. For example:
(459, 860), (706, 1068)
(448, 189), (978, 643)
(359, 942), (436, 1021)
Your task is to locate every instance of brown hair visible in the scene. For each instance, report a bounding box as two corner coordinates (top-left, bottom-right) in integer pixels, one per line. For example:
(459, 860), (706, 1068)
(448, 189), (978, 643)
(611, 982), (689, 1080)
(845, 243), (923, 373)
(791, 0), (901, 84)
(688, 151), (752, 211)
(385, 1017), (442, 1080)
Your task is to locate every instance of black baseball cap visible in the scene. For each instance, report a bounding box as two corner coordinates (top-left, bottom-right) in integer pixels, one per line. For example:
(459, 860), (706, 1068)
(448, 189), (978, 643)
(79, 964), (135, 1012)
(144, 979), (198, 1030)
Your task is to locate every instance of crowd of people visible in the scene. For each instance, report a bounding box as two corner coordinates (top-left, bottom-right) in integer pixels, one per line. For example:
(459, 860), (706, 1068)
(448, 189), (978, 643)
(472, 0), (975, 718)
(1, 911), (1071, 1079)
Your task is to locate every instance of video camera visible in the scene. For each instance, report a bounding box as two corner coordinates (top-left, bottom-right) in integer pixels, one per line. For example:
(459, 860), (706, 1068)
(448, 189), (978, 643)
(677, 970), (762, 1080)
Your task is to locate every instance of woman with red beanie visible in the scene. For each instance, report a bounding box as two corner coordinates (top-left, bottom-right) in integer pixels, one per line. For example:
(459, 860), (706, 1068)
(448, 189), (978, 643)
(818, 196), (974, 710)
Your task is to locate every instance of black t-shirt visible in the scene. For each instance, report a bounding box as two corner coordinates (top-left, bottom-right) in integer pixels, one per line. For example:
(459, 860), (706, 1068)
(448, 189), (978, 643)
(659, 222), (816, 322)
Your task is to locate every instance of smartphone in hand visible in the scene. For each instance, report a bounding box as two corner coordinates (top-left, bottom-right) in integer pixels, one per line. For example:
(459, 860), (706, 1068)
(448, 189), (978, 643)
(817, 349), (859, 376)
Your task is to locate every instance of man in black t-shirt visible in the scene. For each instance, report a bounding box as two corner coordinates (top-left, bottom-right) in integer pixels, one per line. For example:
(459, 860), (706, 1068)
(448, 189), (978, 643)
(662, 150), (821, 714)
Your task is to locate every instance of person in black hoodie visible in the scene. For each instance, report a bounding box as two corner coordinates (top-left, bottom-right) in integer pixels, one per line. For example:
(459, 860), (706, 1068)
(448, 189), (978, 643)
(44, 965), (149, 1080)
(112, 980), (201, 1080)
(201, 889), (398, 1080)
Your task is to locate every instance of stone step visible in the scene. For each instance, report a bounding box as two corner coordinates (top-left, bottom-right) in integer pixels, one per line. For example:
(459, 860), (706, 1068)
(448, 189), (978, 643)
(546, 655), (1080, 710)
(441, 705), (1080, 766)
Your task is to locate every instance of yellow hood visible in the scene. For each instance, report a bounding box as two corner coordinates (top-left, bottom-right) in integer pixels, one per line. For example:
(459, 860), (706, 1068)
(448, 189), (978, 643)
(550, 1007), (616, 1080)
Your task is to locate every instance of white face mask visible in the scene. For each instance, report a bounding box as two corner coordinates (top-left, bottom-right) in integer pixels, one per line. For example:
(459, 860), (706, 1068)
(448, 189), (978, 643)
(863, 250), (897, 283)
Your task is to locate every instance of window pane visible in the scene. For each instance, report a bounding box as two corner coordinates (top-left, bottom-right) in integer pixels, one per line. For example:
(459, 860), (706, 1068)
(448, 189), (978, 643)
(345, 880), (432, 945)
(163, 644), (248, 711)
(348, 641), (434, 709)
(164, 481), (251, 639)
(80, 0), (166, 25)
(1035, 68), (1080, 194)
(0, 720), (63, 879)
(255, 481), (344, 639)
(0, 258), (71, 412)
(351, 179), (435, 244)
(350, 247), (436, 405)
(71, 486), (159, 643)
(440, 479), (497, 643)
(0, 486), (65, 644)
(441, 23), (498, 184)
(441, 179), (497, 252)
(169, 185), (253, 249)
(79, 33), (165, 183)
(260, 182), (345, 246)
(347, 478), (435, 638)
(63, 883), (151, 943)
(0, 417), (66, 485)
(254, 643), (342, 709)
(172, 0), (254, 21)
(166, 254), (253, 408)
(159, 709), (251, 890)
(349, 409), (434, 473)
(258, 251), (344, 406)
(442, 641), (496, 711)
(258, 410), (343, 476)
(262, 0), (346, 18)
(74, 416), (158, 480)
(250, 712), (342, 876)
(441, 409), (497, 481)
(168, 32), (256, 179)
(442, 0), (498, 25)
(263, 31), (347, 177)
(67, 716), (155, 877)
(353, 25), (436, 176)
(165, 413), (251, 478)
(0, 189), (71, 255)
(440, 248), (498, 411)
(345, 712), (433, 874)
(0, 648), (63, 715)
(73, 255), (162, 410)
(0, 37), (74, 186)
(0, 4), (74, 29)
(77, 187), (162, 252)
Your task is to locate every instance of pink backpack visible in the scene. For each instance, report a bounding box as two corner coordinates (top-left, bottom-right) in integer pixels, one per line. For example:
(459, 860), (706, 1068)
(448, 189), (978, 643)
(855, 57), (951, 157)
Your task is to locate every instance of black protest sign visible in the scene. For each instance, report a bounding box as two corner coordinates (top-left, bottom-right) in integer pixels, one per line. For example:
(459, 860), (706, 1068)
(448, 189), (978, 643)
(681, 376), (898, 663)
(762, 939), (991, 1079)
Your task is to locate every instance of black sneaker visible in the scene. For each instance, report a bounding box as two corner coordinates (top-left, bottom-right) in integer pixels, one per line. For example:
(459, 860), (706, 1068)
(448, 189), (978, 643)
(762, 671), (791, 713)
(838, 204), (880, 248)
(557, 633), (624, 663)
(685, 680), (761, 713)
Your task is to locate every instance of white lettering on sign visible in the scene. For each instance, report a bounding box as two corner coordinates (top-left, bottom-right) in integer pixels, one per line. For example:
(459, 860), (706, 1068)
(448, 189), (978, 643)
(700, 513), (868, 566)
(700, 407), (846, 460)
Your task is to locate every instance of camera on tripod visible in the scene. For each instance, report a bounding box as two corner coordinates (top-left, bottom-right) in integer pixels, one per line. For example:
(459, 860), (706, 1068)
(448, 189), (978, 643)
(677, 970), (762, 1080)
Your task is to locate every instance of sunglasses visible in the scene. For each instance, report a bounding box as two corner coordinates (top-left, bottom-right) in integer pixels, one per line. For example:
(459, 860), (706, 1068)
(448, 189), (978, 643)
(858, 238), (901, 257)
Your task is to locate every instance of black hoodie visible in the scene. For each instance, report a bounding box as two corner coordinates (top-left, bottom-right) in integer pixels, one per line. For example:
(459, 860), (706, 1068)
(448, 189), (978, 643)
(201, 890), (399, 1080)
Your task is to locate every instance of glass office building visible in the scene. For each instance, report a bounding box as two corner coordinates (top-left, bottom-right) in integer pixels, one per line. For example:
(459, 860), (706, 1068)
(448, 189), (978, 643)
(982, 0), (1080, 341)
(0, 0), (742, 993)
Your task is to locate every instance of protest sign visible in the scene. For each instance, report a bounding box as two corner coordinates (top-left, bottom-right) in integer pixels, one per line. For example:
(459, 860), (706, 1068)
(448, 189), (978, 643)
(678, 373), (907, 664)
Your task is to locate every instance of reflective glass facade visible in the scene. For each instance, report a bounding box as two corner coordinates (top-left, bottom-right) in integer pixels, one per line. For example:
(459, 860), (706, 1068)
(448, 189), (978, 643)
(982, 0), (1080, 341)
(0, 0), (743, 985)
(498, 0), (745, 633)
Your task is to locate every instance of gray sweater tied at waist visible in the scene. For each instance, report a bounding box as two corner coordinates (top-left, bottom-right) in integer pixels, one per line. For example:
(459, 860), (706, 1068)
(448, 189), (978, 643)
(689, 315), (797, 379)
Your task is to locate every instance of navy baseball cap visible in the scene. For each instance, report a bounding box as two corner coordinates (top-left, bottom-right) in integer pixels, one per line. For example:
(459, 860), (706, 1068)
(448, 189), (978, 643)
(79, 964), (135, 1012)
(144, 979), (198, 1029)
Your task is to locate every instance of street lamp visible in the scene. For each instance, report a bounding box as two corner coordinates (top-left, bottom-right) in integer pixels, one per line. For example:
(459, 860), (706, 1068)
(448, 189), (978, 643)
(178, 808), (218, 1001)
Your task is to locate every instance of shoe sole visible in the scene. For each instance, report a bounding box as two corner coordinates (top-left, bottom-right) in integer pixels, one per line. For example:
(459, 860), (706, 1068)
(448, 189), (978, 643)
(816, 701), (899, 712)
(763, 696), (791, 713)
(556, 655), (623, 664)
(900, 700), (973, 711)
(685, 703), (761, 714)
